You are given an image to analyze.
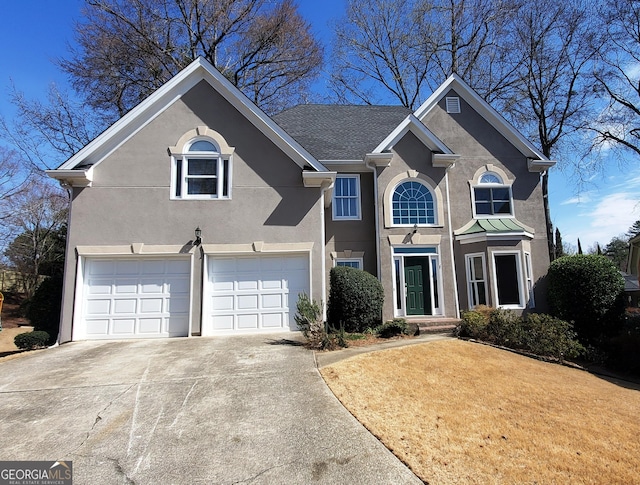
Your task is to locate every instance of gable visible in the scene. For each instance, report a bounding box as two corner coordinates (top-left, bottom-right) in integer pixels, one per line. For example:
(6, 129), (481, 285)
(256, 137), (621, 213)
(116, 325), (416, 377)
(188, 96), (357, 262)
(47, 57), (328, 186)
(414, 74), (555, 172)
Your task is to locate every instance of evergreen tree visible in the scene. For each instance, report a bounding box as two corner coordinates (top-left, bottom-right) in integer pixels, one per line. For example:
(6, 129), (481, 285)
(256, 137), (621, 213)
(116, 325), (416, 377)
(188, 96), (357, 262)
(555, 227), (565, 258)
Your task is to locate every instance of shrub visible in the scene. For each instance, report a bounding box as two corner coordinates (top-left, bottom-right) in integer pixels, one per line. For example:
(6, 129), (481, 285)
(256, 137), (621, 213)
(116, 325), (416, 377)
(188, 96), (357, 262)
(377, 318), (407, 338)
(547, 255), (625, 344)
(459, 307), (583, 360)
(485, 308), (522, 346)
(458, 309), (490, 340)
(294, 293), (328, 349)
(606, 330), (640, 375)
(25, 275), (63, 344)
(521, 313), (584, 360)
(327, 266), (384, 333)
(14, 331), (50, 350)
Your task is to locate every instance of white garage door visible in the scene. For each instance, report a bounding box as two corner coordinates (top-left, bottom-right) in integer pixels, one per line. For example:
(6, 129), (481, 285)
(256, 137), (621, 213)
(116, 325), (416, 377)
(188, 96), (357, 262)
(79, 258), (190, 340)
(205, 254), (310, 335)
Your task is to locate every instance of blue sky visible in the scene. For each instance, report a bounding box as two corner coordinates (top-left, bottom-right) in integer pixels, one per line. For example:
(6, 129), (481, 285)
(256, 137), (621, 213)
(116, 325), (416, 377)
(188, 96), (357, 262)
(0, 0), (638, 250)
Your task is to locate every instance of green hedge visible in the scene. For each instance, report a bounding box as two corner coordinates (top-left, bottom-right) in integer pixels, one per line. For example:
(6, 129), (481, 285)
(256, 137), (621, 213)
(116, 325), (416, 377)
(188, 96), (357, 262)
(14, 331), (51, 350)
(327, 266), (383, 333)
(547, 255), (625, 343)
(459, 308), (583, 360)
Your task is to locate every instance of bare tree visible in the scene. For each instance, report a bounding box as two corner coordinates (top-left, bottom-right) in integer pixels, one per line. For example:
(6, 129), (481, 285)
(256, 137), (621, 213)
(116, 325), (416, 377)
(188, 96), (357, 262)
(2, 180), (68, 297)
(499, 0), (602, 261)
(0, 84), (101, 171)
(59, 0), (323, 116)
(590, 0), (640, 156)
(330, 0), (520, 108)
(331, 0), (435, 107)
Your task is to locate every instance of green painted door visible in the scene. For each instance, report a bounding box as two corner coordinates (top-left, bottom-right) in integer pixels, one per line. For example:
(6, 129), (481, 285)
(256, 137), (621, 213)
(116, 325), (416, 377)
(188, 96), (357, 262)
(404, 257), (432, 315)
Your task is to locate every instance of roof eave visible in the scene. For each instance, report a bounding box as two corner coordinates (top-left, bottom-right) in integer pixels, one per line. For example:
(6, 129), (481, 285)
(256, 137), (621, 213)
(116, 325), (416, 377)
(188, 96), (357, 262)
(45, 167), (94, 187)
(57, 57), (328, 174)
(414, 74), (552, 163)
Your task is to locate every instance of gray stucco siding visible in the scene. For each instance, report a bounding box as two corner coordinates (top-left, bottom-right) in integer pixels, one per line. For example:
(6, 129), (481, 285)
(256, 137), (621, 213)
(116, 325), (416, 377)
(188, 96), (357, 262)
(57, 80), (325, 342)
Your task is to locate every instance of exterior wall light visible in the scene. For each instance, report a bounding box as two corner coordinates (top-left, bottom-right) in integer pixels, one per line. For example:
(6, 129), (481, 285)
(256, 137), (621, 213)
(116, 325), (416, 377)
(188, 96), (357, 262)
(194, 227), (202, 245)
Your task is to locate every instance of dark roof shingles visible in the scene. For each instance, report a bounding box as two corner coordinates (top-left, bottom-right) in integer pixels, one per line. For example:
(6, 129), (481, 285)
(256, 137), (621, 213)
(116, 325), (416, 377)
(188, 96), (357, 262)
(273, 104), (411, 161)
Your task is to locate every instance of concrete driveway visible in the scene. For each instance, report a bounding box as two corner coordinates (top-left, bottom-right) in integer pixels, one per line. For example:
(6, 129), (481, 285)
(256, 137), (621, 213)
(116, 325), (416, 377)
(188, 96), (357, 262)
(0, 335), (422, 484)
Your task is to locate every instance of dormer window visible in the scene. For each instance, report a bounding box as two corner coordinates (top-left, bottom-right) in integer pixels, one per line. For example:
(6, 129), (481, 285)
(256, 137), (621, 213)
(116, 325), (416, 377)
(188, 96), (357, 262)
(172, 137), (231, 199)
(473, 171), (513, 217)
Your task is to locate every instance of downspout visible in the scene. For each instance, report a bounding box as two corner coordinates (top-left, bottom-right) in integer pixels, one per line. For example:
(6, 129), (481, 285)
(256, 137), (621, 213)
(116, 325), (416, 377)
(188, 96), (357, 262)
(366, 160), (382, 279)
(320, 180), (334, 321)
(445, 168), (461, 318)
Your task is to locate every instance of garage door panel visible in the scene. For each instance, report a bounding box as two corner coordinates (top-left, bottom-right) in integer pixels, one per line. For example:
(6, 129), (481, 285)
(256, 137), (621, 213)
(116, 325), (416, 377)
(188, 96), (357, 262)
(139, 318), (162, 334)
(80, 258), (190, 340)
(141, 280), (163, 294)
(262, 313), (285, 328)
(140, 298), (163, 313)
(112, 319), (136, 335)
(114, 280), (137, 294)
(262, 293), (283, 308)
(238, 314), (259, 329)
(206, 254), (309, 335)
(236, 295), (258, 310)
(86, 320), (109, 336)
(86, 299), (111, 315)
(114, 299), (137, 314)
(116, 260), (139, 275)
(167, 296), (189, 313)
(238, 279), (259, 291)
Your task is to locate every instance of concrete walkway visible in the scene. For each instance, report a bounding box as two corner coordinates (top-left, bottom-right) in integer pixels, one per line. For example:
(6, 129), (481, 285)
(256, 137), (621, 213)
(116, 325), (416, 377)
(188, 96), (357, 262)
(0, 335), (423, 484)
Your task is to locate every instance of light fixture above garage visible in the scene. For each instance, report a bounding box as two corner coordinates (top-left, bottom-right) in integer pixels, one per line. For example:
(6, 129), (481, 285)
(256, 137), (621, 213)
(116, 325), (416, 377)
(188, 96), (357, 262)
(194, 227), (202, 246)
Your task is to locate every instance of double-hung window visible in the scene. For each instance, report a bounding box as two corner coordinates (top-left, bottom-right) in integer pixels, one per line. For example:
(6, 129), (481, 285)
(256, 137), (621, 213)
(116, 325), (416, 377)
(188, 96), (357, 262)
(173, 139), (231, 199)
(465, 253), (488, 308)
(333, 175), (361, 220)
(473, 172), (512, 217)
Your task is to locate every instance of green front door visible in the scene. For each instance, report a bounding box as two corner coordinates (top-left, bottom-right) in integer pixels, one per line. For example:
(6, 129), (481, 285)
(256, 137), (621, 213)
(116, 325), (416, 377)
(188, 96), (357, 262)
(404, 257), (432, 315)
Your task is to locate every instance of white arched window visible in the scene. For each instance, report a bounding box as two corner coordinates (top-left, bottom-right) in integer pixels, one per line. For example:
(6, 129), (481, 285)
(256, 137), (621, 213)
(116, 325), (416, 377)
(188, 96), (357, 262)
(172, 138), (231, 199)
(392, 180), (436, 225)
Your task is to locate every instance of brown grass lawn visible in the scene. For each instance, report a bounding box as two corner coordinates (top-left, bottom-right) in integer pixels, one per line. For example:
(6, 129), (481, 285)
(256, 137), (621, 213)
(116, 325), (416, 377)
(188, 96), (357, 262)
(320, 339), (640, 485)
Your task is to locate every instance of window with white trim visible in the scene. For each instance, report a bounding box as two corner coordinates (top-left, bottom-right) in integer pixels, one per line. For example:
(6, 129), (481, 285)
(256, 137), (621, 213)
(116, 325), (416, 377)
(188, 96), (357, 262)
(473, 172), (513, 217)
(335, 258), (362, 269)
(465, 253), (488, 308)
(524, 251), (535, 308)
(172, 139), (231, 199)
(392, 180), (436, 225)
(333, 175), (361, 220)
(492, 252), (523, 308)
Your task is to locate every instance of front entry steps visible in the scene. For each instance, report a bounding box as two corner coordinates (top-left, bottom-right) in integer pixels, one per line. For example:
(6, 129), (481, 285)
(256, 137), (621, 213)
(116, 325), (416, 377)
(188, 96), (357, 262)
(404, 317), (461, 335)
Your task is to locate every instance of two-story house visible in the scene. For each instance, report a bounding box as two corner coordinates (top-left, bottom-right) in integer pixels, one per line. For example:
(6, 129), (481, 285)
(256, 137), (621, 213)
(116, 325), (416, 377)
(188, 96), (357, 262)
(47, 58), (554, 342)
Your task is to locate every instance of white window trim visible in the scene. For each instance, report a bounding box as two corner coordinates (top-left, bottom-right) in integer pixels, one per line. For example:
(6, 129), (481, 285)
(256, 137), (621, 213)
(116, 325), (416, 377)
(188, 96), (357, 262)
(334, 258), (363, 269)
(524, 251), (535, 308)
(490, 250), (525, 309)
(471, 183), (514, 218)
(332, 174), (362, 221)
(390, 179), (439, 227)
(465, 253), (488, 309)
(169, 129), (235, 200)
